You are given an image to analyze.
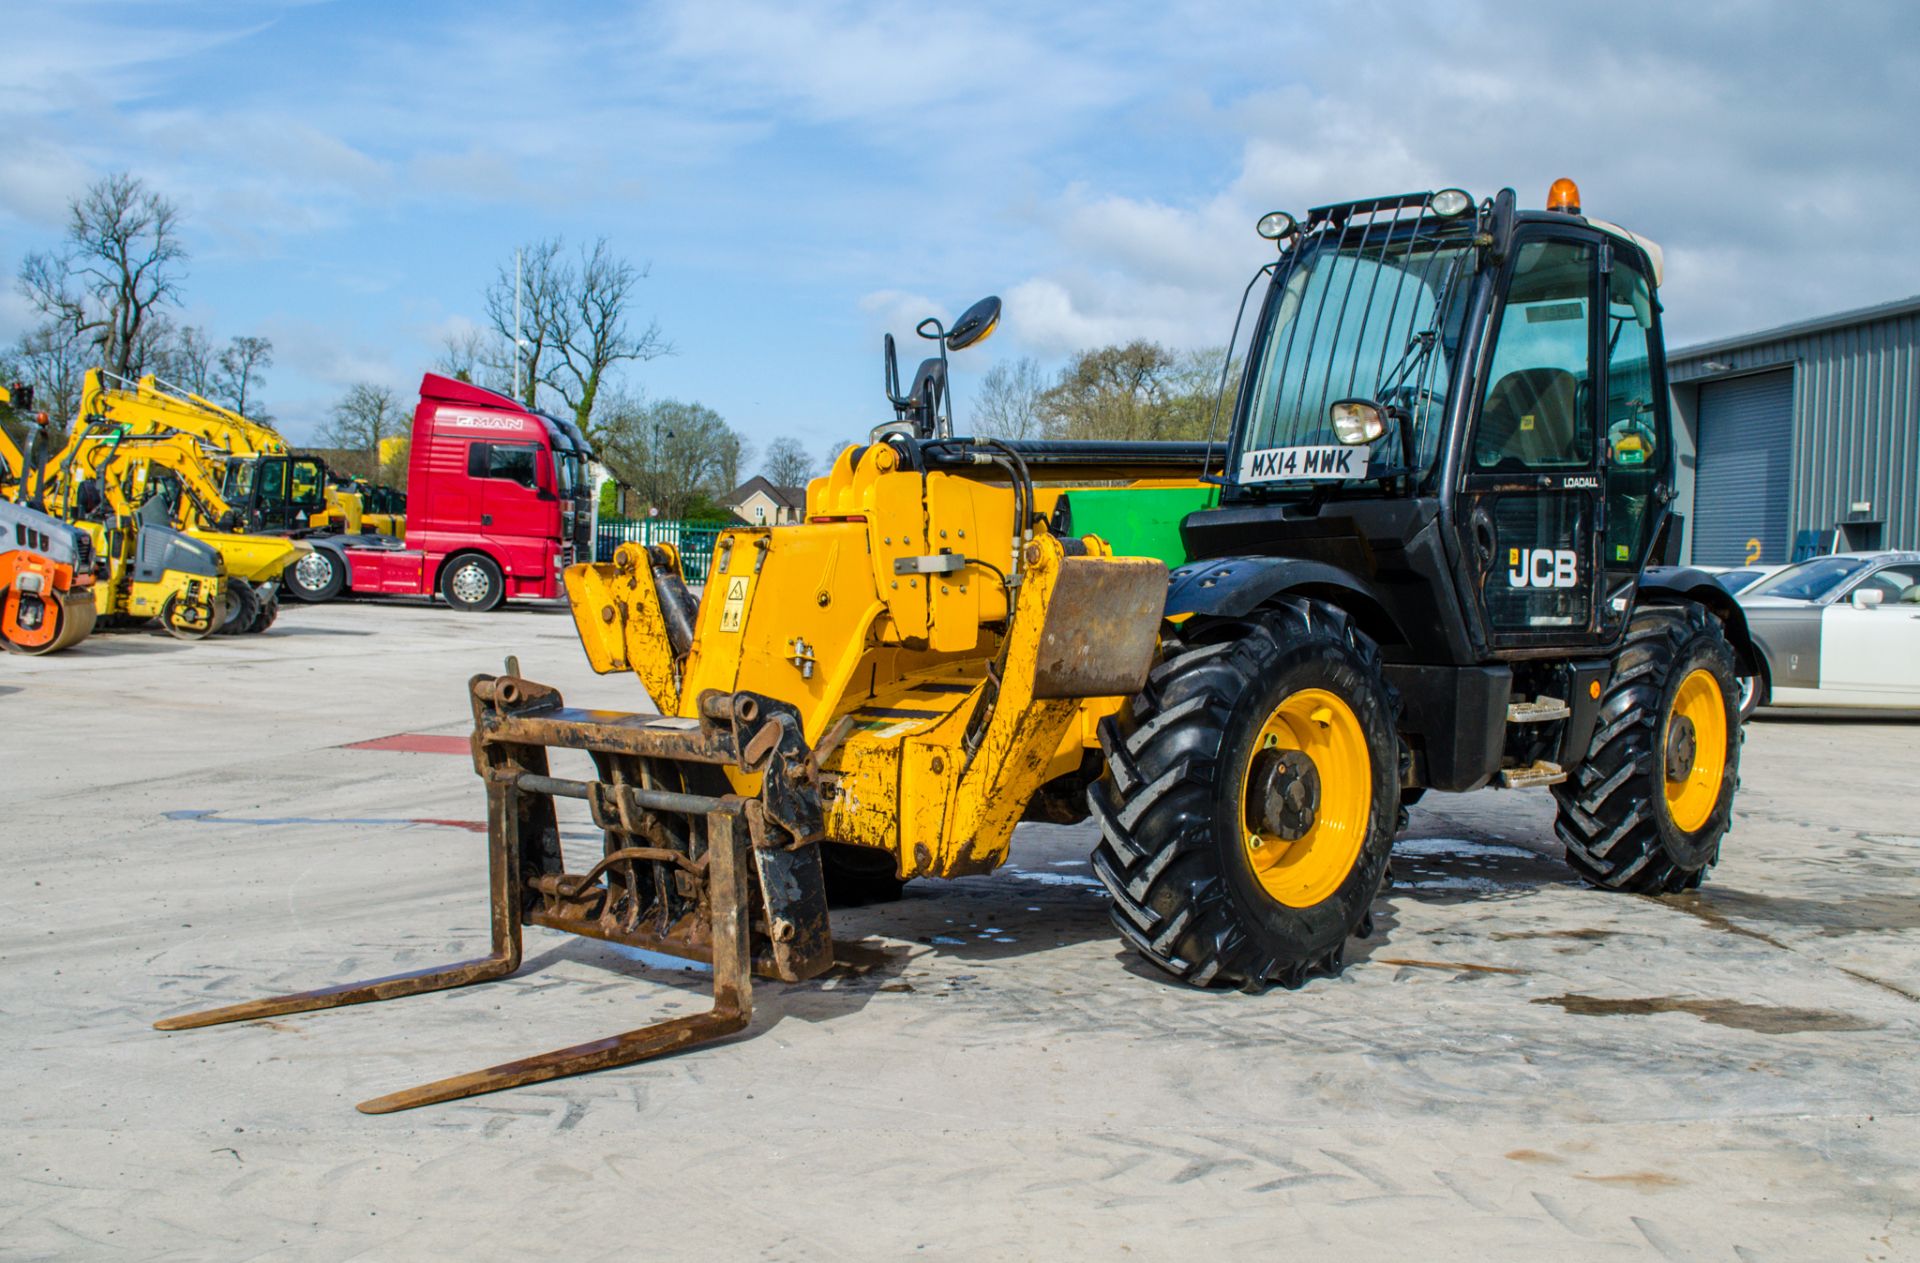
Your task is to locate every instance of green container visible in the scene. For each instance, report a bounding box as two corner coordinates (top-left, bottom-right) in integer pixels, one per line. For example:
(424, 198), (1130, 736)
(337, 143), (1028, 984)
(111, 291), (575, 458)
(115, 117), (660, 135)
(1054, 485), (1218, 568)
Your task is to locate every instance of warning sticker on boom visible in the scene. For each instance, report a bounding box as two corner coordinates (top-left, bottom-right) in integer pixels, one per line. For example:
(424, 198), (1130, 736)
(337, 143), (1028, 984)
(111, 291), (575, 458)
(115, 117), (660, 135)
(1238, 445), (1368, 483)
(719, 576), (751, 632)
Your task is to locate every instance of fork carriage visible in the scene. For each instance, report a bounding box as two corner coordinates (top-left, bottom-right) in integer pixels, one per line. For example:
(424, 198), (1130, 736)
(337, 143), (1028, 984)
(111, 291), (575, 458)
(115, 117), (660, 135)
(156, 669), (834, 1114)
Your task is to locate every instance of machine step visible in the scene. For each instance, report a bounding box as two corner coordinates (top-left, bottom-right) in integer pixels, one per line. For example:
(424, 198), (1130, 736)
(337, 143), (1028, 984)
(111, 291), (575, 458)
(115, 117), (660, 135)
(1500, 759), (1567, 789)
(1506, 696), (1571, 724)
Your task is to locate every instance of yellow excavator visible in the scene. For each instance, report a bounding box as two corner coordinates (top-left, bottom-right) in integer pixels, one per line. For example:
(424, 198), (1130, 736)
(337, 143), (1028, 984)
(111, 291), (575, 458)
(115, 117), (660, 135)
(3, 398), (301, 635)
(2, 384), (232, 640)
(68, 370), (405, 538)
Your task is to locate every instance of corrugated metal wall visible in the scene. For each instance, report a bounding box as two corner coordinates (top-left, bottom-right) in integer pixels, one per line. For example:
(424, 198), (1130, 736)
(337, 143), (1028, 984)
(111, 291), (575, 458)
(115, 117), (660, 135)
(1670, 305), (1919, 557)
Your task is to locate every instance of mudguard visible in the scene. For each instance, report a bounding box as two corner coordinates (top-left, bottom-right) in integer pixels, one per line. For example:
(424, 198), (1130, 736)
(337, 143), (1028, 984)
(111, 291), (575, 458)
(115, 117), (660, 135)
(1164, 555), (1393, 626)
(1638, 565), (1759, 675)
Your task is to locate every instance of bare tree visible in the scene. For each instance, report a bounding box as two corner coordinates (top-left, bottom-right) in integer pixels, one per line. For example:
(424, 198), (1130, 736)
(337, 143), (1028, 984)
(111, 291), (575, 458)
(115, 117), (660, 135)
(483, 238), (569, 411)
(970, 356), (1045, 440)
(216, 335), (273, 416)
(481, 237), (671, 449)
(10, 321), (90, 437)
(549, 238), (671, 448)
(155, 325), (219, 397)
(17, 172), (187, 378)
(318, 383), (406, 480)
(760, 435), (815, 487)
(437, 327), (512, 391)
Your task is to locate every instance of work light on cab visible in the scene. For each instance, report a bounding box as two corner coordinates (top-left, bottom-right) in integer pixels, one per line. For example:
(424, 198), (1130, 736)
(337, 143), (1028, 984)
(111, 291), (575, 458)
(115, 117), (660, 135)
(1429, 188), (1473, 217)
(1256, 210), (1297, 241)
(1330, 399), (1385, 445)
(1547, 177), (1582, 214)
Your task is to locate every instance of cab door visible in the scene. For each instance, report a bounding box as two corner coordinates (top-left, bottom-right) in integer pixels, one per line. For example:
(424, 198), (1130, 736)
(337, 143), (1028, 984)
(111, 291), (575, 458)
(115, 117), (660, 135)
(468, 440), (545, 539)
(1457, 234), (1604, 650)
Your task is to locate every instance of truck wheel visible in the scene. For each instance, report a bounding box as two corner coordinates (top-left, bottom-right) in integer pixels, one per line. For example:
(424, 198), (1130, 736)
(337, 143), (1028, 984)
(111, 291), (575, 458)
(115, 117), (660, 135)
(440, 553), (504, 613)
(1553, 602), (1741, 893)
(1089, 598), (1399, 990)
(285, 548), (344, 602)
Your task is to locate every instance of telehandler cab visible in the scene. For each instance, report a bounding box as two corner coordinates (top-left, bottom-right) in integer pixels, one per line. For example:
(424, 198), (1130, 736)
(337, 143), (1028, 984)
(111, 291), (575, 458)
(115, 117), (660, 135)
(160, 182), (1754, 1111)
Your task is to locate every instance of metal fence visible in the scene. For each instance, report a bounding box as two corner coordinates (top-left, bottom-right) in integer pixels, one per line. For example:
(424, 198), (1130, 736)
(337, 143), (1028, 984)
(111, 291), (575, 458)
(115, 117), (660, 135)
(594, 517), (728, 583)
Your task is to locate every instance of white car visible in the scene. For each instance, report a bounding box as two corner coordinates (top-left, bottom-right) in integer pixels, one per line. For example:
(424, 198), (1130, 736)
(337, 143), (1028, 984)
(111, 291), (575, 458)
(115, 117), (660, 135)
(1699, 563), (1785, 595)
(1738, 552), (1920, 712)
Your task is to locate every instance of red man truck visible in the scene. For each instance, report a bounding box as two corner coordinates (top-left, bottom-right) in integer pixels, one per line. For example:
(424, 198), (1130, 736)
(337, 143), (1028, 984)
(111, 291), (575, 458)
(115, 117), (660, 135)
(284, 374), (594, 610)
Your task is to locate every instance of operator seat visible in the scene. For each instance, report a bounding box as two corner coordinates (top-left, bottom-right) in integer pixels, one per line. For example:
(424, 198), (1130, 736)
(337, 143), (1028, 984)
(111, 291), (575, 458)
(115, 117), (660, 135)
(1475, 367), (1580, 467)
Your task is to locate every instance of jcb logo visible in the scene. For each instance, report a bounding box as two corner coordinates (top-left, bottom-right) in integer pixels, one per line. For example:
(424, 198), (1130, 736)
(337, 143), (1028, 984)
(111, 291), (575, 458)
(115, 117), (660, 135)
(1508, 547), (1579, 589)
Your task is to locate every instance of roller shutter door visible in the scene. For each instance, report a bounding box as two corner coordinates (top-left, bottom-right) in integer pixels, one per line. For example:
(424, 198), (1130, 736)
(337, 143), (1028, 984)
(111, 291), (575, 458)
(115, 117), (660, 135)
(1693, 370), (1793, 564)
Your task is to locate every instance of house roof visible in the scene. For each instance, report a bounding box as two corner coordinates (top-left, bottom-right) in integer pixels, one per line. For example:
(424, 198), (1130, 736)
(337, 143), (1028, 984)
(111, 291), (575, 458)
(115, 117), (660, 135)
(723, 475), (806, 510)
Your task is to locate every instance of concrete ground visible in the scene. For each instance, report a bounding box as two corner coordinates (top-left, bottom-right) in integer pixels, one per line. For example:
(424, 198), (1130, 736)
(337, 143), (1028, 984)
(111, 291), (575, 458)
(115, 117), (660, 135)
(2, 599), (1916, 1261)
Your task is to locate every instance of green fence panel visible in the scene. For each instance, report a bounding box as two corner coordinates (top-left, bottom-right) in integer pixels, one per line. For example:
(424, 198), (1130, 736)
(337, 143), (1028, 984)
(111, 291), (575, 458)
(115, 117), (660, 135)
(594, 518), (728, 584)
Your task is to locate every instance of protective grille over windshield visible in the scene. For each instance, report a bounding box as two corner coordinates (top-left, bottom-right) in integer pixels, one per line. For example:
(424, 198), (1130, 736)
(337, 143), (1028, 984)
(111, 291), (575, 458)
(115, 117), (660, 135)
(1236, 197), (1476, 481)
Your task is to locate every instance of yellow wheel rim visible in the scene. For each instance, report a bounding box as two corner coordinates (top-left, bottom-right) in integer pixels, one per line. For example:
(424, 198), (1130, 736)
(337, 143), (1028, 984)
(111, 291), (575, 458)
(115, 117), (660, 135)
(1240, 688), (1372, 908)
(1664, 668), (1727, 833)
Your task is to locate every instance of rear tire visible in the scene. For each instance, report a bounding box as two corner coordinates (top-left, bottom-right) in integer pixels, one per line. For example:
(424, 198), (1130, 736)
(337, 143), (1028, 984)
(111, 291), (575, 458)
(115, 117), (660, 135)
(217, 581), (261, 635)
(285, 548), (344, 602)
(439, 553), (504, 612)
(1089, 598), (1399, 990)
(1552, 602), (1741, 893)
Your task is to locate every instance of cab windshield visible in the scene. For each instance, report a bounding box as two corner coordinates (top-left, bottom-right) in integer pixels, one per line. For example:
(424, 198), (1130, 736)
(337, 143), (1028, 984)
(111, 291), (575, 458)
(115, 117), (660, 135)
(1744, 556), (1872, 602)
(1237, 228), (1477, 481)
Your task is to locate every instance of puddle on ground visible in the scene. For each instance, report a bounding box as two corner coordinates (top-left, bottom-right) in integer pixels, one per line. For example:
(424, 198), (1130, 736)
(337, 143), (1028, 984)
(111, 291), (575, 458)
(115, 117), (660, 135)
(1490, 928), (1616, 942)
(1662, 889), (1920, 936)
(1532, 993), (1876, 1033)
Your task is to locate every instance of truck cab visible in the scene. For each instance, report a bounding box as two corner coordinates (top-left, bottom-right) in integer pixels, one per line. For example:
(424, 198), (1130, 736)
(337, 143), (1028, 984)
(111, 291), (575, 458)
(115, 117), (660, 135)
(339, 375), (591, 611)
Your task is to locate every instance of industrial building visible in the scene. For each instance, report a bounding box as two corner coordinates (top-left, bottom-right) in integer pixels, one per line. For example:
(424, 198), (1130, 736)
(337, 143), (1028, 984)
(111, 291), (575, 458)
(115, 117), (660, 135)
(1667, 295), (1920, 564)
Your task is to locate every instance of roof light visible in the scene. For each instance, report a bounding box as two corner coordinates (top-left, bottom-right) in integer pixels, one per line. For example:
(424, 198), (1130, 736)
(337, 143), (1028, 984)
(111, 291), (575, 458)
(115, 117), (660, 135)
(1547, 177), (1582, 215)
(1256, 211), (1297, 240)
(1430, 188), (1472, 218)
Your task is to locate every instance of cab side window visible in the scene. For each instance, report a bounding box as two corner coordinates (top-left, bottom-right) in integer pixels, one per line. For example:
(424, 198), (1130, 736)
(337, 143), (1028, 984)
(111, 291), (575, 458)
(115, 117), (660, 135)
(468, 442), (540, 487)
(1472, 240), (1595, 471)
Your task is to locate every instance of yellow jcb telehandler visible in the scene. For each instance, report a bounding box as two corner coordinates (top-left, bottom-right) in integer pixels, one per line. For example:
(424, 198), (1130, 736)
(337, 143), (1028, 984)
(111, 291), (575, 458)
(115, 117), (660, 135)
(160, 182), (1757, 1114)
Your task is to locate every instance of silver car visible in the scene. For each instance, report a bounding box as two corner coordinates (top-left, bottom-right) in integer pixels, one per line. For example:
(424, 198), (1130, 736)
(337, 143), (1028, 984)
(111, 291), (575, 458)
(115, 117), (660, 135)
(1738, 551), (1920, 713)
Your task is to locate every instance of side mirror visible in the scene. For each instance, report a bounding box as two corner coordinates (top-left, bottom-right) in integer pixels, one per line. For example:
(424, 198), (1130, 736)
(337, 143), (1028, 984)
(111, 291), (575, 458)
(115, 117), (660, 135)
(1330, 399), (1386, 446)
(941, 296), (1001, 351)
(1851, 588), (1884, 610)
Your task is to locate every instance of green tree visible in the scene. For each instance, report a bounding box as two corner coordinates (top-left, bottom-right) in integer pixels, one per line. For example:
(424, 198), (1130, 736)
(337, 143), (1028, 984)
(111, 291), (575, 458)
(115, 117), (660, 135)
(1037, 342), (1231, 442)
(598, 396), (743, 520)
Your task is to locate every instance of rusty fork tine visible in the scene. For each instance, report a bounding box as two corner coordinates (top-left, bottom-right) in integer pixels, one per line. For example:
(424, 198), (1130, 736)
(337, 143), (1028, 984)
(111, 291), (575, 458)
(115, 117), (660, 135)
(155, 780), (525, 1033)
(355, 809), (753, 1115)
(153, 955), (519, 1031)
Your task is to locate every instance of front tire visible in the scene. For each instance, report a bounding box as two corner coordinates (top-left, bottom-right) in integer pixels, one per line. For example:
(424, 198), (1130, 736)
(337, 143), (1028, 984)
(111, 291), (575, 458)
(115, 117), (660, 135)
(285, 547), (345, 602)
(1553, 602), (1741, 893)
(439, 553), (504, 612)
(1089, 598), (1400, 990)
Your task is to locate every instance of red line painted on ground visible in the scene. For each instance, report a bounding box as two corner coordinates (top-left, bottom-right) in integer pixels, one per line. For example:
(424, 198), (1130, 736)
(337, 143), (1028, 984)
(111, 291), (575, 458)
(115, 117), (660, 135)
(340, 733), (471, 755)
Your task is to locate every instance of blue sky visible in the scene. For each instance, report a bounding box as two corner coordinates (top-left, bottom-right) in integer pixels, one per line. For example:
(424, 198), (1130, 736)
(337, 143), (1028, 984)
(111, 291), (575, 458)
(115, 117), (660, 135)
(4, 1), (1916, 456)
